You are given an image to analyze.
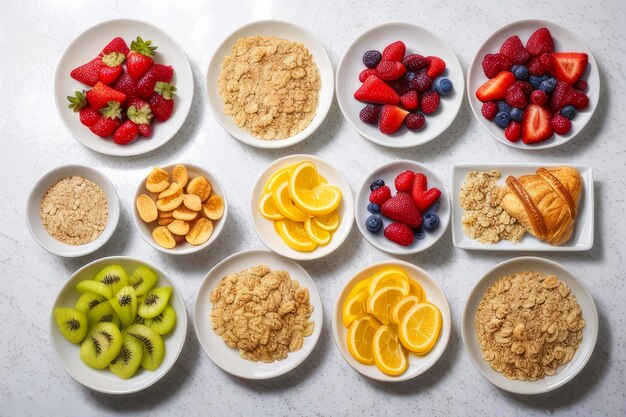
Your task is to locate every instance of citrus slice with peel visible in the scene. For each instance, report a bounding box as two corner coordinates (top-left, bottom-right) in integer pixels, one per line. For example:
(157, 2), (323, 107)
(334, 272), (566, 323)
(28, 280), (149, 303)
(263, 164), (296, 193)
(342, 291), (368, 328)
(304, 218), (331, 246)
(366, 286), (409, 325)
(274, 219), (317, 252)
(347, 278), (372, 300)
(289, 162), (342, 216)
(368, 267), (410, 296)
(399, 302), (442, 355)
(272, 181), (309, 222)
(409, 278), (426, 302)
(258, 193), (284, 221)
(372, 324), (408, 376)
(347, 314), (381, 365)
(312, 210), (339, 231)
(390, 295), (421, 325)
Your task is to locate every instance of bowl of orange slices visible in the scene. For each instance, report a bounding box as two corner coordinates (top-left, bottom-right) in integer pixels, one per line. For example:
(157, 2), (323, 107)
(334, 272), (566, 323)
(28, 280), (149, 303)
(332, 260), (451, 381)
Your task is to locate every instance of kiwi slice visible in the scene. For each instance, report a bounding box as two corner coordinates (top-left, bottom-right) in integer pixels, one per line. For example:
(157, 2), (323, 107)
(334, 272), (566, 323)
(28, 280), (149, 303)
(54, 308), (88, 344)
(130, 265), (158, 296)
(75, 292), (106, 314)
(76, 280), (113, 299)
(93, 264), (129, 295)
(109, 335), (143, 379)
(87, 301), (121, 332)
(80, 322), (123, 369)
(142, 305), (176, 335)
(124, 324), (165, 371)
(109, 286), (138, 328)
(138, 287), (172, 319)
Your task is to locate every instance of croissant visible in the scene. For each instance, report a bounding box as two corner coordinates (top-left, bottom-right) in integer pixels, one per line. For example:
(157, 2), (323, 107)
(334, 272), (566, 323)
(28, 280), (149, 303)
(500, 167), (582, 245)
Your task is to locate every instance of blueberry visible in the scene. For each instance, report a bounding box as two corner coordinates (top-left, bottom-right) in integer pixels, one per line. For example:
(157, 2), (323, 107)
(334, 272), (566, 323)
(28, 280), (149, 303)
(414, 227), (426, 240)
(367, 202), (380, 214)
(539, 74), (550, 82)
(495, 111), (511, 128)
(363, 50), (382, 69)
(366, 215), (383, 233)
(511, 64), (520, 73)
(497, 101), (512, 115)
(561, 105), (576, 120)
(434, 77), (453, 96)
(513, 65), (529, 80)
(510, 107), (523, 122)
(529, 75), (542, 89)
(404, 71), (416, 83)
(369, 179), (385, 191)
(539, 78), (557, 93)
(423, 213), (440, 231)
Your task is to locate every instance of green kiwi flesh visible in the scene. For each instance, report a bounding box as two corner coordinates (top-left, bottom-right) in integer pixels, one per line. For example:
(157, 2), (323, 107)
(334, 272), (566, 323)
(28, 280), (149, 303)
(109, 335), (143, 379)
(93, 264), (129, 295)
(87, 301), (121, 332)
(54, 308), (88, 344)
(109, 286), (138, 328)
(75, 292), (106, 314)
(138, 287), (172, 319)
(80, 322), (123, 369)
(76, 280), (113, 299)
(124, 324), (165, 371)
(142, 305), (176, 335)
(130, 265), (158, 296)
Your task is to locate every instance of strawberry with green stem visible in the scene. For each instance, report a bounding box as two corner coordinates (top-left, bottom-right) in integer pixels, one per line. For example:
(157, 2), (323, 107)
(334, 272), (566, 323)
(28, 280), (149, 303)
(149, 82), (176, 122)
(89, 101), (122, 137)
(99, 52), (125, 85)
(127, 98), (153, 137)
(127, 36), (157, 80)
(137, 64), (174, 99)
(67, 90), (100, 126)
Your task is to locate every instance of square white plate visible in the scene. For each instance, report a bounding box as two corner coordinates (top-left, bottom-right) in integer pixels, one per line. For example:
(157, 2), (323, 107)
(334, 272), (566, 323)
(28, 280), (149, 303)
(451, 163), (593, 251)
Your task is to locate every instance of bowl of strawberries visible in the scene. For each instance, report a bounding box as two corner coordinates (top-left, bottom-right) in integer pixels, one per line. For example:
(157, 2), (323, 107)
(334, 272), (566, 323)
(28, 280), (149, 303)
(55, 19), (193, 156)
(468, 19), (599, 149)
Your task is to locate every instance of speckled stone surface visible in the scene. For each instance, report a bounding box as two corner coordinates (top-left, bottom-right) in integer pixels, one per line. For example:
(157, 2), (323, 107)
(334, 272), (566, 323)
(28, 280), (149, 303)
(1, 0), (625, 415)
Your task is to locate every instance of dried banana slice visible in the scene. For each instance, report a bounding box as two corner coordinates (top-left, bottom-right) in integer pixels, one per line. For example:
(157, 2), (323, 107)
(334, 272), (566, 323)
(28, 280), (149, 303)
(172, 164), (189, 188)
(158, 210), (173, 219)
(158, 182), (183, 199)
(203, 194), (224, 220)
(158, 218), (174, 226)
(146, 168), (170, 193)
(167, 219), (190, 236)
(186, 218), (213, 245)
(136, 194), (158, 223)
(152, 226), (176, 248)
(183, 194), (202, 211)
(173, 206), (199, 221)
(156, 194), (184, 212)
(187, 176), (212, 202)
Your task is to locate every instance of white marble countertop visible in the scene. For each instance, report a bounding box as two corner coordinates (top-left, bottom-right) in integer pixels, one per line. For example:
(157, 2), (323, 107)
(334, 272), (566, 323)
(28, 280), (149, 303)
(1, 0), (625, 415)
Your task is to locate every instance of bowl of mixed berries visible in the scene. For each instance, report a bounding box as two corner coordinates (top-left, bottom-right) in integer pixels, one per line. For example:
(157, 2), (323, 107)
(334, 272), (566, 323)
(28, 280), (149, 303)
(336, 23), (464, 148)
(54, 19), (193, 156)
(468, 19), (599, 149)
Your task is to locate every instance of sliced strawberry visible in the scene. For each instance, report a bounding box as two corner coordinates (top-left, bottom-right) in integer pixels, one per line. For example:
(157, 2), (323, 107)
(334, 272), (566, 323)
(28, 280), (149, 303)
(354, 75), (400, 105)
(426, 56), (446, 78)
(400, 90), (419, 110)
(384, 222), (414, 246)
(499, 35), (530, 64)
(375, 61), (406, 81)
(137, 64), (174, 99)
(127, 36), (157, 80)
(394, 170), (416, 193)
(378, 105), (408, 134)
(522, 104), (553, 144)
(70, 58), (102, 87)
(382, 41), (406, 62)
(101, 37), (130, 56)
(475, 71), (516, 102)
(381, 192), (422, 228)
(86, 82), (126, 110)
(547, 52), (588, 85)
(525, 27), (554, 56)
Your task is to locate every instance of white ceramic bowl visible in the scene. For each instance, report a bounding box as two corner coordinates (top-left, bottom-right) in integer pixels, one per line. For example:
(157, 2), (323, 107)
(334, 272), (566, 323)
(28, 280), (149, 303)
(49, 256), (188, 394)
(332, 260), (451, 382)
(54, 19), (194, 156)
(336, 22), (464, 148)
(26, 164), (120, 257)
(194, 249), (323, 379)
(132, 163), (228, 255)
(249, 154), (354, 261)
(467, 19), (599, 150)
(355, 160), (450, 255)
(461, 256), (598, 394)
(205, 20), (334, 149)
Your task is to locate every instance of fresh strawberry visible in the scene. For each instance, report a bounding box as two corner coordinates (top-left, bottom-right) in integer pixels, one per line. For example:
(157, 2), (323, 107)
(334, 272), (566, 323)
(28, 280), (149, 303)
(527, 56), (546, 76)
(551, 114), (572, 135)
(381, 192), (422, 228)
(499, 35), (531, 64)
(67, 90), (100, 126)
(410, 173), (441, 212)
(375, 61), (406, 81)
(138, 124), (152, 137)
(382, 41), (406, 62)
(400, 90), (419, 110)
(378, 105), (408, 134)
(70, 58), (102, 87)
(113, 71), (137, 101)
(395, 170), (416, 193)
(99, 52), (125, 85)
(127, 97), (153, 127)
(369, 185), (392, 205)
(481, 102), (498, 120)
(86, 82), (126, 110)
(482, 53), (513, 79)
(549, 81), (588, 110)
(359, 68), (376, 82)
(420, 91), (440, 114)
(545, 52), (588, 85)
(412, 173), (427, 194)
(525, 28), (554, 56)
(402, 54), (428, 70)
(126, 36), (157, 80)
(136, 64), (174, 99)
(89, 102), (122, 137)
(354, 75), (400, 105)
(113, 120), (139, 145)
(522, 104), (553, 144)
(475, 71), (516, 102)
(149, 82), (176, 122)
(504, 121), (522, 142)
(101, 37), (130, 56)
(505, 84), (527, 108)
(426, 56), (446, 78)
(384, 222), (414, 246)
(530, 89), (548, 105)
(409, 69), (432, 92)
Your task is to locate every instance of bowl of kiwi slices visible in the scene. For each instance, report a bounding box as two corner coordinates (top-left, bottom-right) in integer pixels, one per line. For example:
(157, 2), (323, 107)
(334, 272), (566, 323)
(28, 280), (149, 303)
(49, 256), (187, 394)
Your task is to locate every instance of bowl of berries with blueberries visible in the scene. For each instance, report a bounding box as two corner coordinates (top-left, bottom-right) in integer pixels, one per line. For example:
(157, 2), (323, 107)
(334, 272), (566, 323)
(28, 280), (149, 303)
(468, 19), (599, 149)
(54, 19), (193, 156)
(355, 160), (450, 255)
(336, 23), (464, 148)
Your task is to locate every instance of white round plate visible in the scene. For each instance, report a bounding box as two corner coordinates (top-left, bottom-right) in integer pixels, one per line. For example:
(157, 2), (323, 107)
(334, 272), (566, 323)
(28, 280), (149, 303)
(467, 19), (599, 150)
(205, 20), (334, 149)
(54, 19), (194, 156)
(132, 163), (228, 255)
(355, 160), (450, 255)
(49, 256), (187, 394)
(336, 22), (464, 148)
(332, 260), (451, 381)
(249, 154), (354, 261)
(26, 164), (120, 257)
(194, 249), (323, 379)
(461, 256), (598, 394)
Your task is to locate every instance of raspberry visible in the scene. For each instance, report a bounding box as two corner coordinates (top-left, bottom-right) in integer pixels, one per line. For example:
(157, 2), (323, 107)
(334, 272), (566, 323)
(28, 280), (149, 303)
(513, 81), (533, 96)
(550, 114), (572, 135)
(530, 90), (548, 105)
(402, 54), (428, 71)
(505, 85), (528, 108)
(527, 56), (546, 76)
(363, 50), (382, 68)
(420, 91), (440, 114)
(505, 121), (522, 142)
(359, 104), (381, 124)
(409, 70), (432, 92)
(481, 102), (498, 120)
(482, 53), (513, 79)
(405, 112), (426, 131)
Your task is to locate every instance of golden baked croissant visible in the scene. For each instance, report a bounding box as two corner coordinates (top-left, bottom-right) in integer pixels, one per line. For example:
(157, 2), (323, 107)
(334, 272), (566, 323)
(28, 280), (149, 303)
(500, 167), (582, 245)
